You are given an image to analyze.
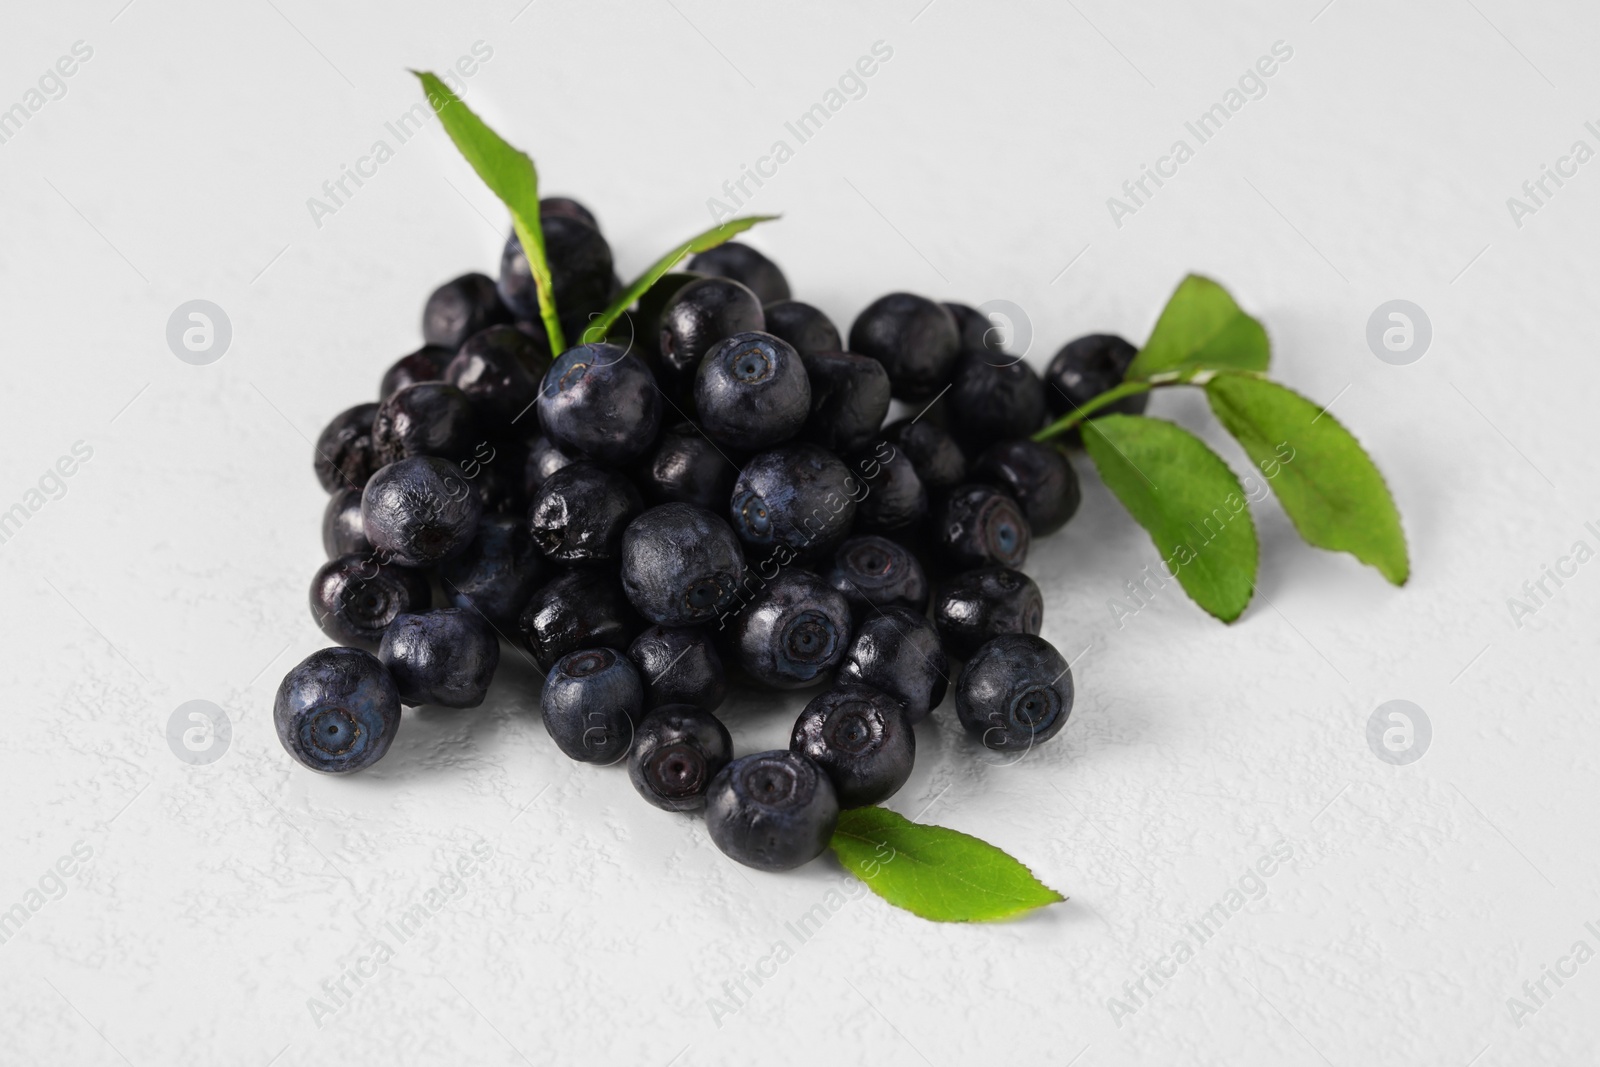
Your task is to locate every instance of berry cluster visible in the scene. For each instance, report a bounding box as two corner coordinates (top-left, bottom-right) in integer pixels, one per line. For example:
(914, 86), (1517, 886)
(277, 198), (1132, 872)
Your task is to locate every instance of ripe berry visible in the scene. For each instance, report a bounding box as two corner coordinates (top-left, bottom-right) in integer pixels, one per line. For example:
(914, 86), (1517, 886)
(518, 568), (641, 671)
(445, 325), (550, 435)
(423, 272), (510, 350)
(639, 423), (738, 510)
(849, 293), (961, 401)
(733, 571), (852, 689)
(499, 216), (615, 322)
(371, 382), (479, 465)
(695, 332), (811, 451)
(274, 647), (401, 774)
(946, 352), (1047, 451)
(310, 552), (431, 647)
(629, 705), (733, 812)
(850, 441), (928, 533)
(790, 685), (914, 807)
(974, 439), (1081, 536)
(799, 350), (891, 455)
(730, 444), (858, 559)
(524, 435), (579, 492)
(378, 609), (499, 708)
(1044, 333), (1148, 424)
(628, 625), (728, 711)
(536, 343), (662, 465)
(322, 487), (370, 558)
(837, 607), (949, 723)
(881, 418), (968, 491)
(824, 535), (929, 618)
(934, 484), (1031, 569)
(944, 301), (1002, 355)
(438, 514), (545, 630)
(528, 461), (643, 564)
(955, 633), (1073, 751)
(361, 456), (483, 568)
(658, 276), (765, 380)
(314, 403), (379, 493)
(540, 647), (642, 764)
(704, 751), (839, 871)
(933, 566), (1043, 660)
(763, 300), (841, 357)
(620, 503), (746, 627)
(687, 242), (790, 305)
(380, 345), (453, 401)
(540, 196), (599, 229)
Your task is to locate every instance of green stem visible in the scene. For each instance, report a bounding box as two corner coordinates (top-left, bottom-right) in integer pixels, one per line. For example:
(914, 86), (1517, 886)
(1032, 367), (1223, 442)
(512, 217), (565, 354)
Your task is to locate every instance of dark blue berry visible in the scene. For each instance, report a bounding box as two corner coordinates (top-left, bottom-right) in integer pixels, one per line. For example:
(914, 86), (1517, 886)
(518, 568), (641, 671)
(733, 571), (852, 689)
(730, 444), (858, 559)
(850, 441), (928, 533)
(705, 751), (838, 870)
(620, 503), (745, 626)
(438, 514), (545, 631)
(629, 705), (733, 811)
(695, 332), (811, 450)
(639, 423), (739, 509)
(524, 434), (579, 493)
(361, 455), (483, 568)
(274, 646), (401, 774)
(371, 382), (479, 465)
(423, 272), (510, 350)
(310, 552), (431, 647)
(837, 607), (948, 723)
(445, 325), (551, 435)
(955, 633), (1072, 751)
(540, 196), (598, 229)
(499, 216), (614, 322)
(763, 299), (841, 357)
(944, 301), (1003, 355)
(848, 293), (961, 401)
(947, 352), (1047, 452)
(628, 625), (728, 711)
(799, 350), (891, 455)
(322, 487), (370, 558)
(314, 403), (379, 492)
(658, 276), (765, 380)
(528, 461), (643, 564)
(881, 418), (967, 491)
(687, 242), (790, 305)
(459, 438), (526, 516)
(933, 566), (1043, 660)
(540, 647), (642, 763)
(380, 345), (453, 401)
(1044, 333), (1149, 429)
(935, 484), (1030, 569)
(824, 535), (929, 618)
(974, 439), (1081, 536)
(628, 271), (703, 364)
(378, 609), (499, 708)
(536, 343), (662, 465)
(790, 685), (914, 806)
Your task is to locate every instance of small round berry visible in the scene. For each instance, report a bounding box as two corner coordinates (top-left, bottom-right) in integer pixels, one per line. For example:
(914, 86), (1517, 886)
(527, 461), (643, 564)
(955, 633), (1073, 751)
(540, 196), (599, 229)
(438, 514), (545, 630)
(848, 293), (961, 401)
(445, 324), (551, 434)
(799, 350), (891, 455)
(734, 571), (852, 689)
(628, 625), (728, 711)
(371, 382), (479, 466)
(540, 647), (643, 764)
(423, 272), (510, 350)
(378, 609), (499, 708)
(524, 435), (579, 493)
(850, 442), (928, 533)
(314, 403), (379, 493)
(322, 487), (370, 558)
(704, 751), (839, 871)
(499, 217), (614, 321)
(658, 276), (765, 380)
(310, 553), (431, 647)
(729, 445), (859, 558)
(837, 608), (949, 723)
(947, 352), (1047, 452)
(536, 343), (663, 465)
(934, 484), (1031, 569)
(824, 535), (929, 618)
(380, 345), (453, 401)
(974, 439), (1081, 536)
(933, 566), (1043, 660)
(361, 456), (483, 568)
(762, 300), (841, 357)
(790, 685), (914, 807)
(629, 705), (734, 812)
(944, 301), (1003, 355)
(620, 503), (746, 627)
(518, 569), (641, 672)
(1044, 333), (1149, 435)
(881, 418), (968, 491)
(695, 332), (811, 451)
(274, 647), (401, 774)
(639, 424), (739, 510)
(687, 242), (790, 304)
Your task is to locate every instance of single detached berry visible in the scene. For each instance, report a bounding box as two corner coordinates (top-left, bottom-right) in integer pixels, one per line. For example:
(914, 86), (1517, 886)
(687, 242), (790, 305)
(848, 293), (961, 401)
(438, 514), (545, 630)
(799, 350), (891, 455)
(378, 609), (499, 708)
(629, 705), (734, 812)
(946, 351), (1047, 451)
(763, 300), (841, 357)
(955, 633), (1073, 751)
(730, 444), (859, 559)
(536, 343), (663, 465)
(371, 382), (479, 465)
(933, 566), (1043, 660)
(695, 332), (811, 451)
(518, 568), (641, 671)
(528, 461), (643, 564)
(322, 487), (370, 558)
(824, 535), (929, 618)
(274, 646), (401, 774)
(837, 607), (949, 723)
(314, 402), (380, 493)
(658, 276), (765, 380)
(881, 417), (968, 491)
(639, 423), (739, 510)
(1044, 333), (1148, 423)
(620, 503), (746, 627)
(628, 625), (728, 711)
(850, 441), (928, 533)
(733, 571), (852, 689)
(704, 751), (839, 871)
(790, 685), (914, 807)
(361, 455), (483, 568)
(524, 435), (579, 493)
(974, 439), (1081, 536)
(445, 324), (551, 434)
(380, 345), (454, 401)
(310, 552), (431, 647)
(499, 216), (615, 322)
(423, 272), (510, 350)
(934, 484), (1031, 569)
(540, 647), (643, 764)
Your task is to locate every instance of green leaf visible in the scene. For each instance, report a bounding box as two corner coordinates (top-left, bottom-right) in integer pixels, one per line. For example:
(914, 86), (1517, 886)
(1082, 414), (1259, 622)
(580, 215), (779, 343)
(1205, 374), (1409, 585)
(830, 807), (1064, 922)
(413, 71), (563, 352)
(1126, 274), (1270, 380)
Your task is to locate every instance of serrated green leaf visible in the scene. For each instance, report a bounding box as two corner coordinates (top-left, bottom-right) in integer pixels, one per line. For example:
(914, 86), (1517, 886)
(830, 807), (1064, 922)
(413, 71), (563, 351)
(1205, 374), (1409, 585)
(581, 216), (779, 343)
(1082, 414), (1258, 622)
(1126, 274), (1270, 380)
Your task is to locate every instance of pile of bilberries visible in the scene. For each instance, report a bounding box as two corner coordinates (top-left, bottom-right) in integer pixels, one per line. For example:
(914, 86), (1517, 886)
(278, 198), (1136, 872)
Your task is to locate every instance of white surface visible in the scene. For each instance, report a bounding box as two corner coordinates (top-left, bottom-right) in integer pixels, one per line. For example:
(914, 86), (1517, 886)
(1, 0), (1596, 1063)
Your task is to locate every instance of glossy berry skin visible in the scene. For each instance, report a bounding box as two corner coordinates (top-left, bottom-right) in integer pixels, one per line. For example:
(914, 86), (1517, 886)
(423, 272), (510, 350)
(528, 461), (643, 564)
(524, 435), (579, 493)
(445, 325), (551, 435)
(1044, 333), (1149, 421)
(974, 439), (1081, 536)
(620, 503), (746, 627)
(881, 418), (968, 492)
(371, 382), (479, 466)
(695, 332), (811, 451)
(848, 293), (961, 401)
(380, 345), (453, 401)
(955, 633), (1073, 751)
(438, 514), (545, 630)
(934, 484), (1031, 569)
(629, 705), (734, 812)
(658, 276), (765, 380)
(499, 216), (615, 322)
(274, 647), (401, 774)
(630, 271), (703, 362)
(541, 647), (643, 763)
(378, 609), (499, 708)
(540, 196), (598, 229)
(837, 608), (949, 723)
(705, 751), (838, 871)
(933, 566), (1043, 660)
(733, 571), (852, 689)
(687, 242), (790, 305)
(946, 352), (1048, 452)
(361, 455), (483, 568)
(763, 300), (841, 357)
(639, 424), (738, 510)
(310, 553), (431, 647)
(790, 685), (915, 807)
(825, 536), (929, 618)
(850, 441), (928, 533)
(730, 445), (859, 559)
(518, 568), (641, 671)
(536, 343), (662, 465)
(799, 350), (891, 455)
(322, 487), (370, 558)
(628, 625), (728, 711)
(314, 403), (380, 493)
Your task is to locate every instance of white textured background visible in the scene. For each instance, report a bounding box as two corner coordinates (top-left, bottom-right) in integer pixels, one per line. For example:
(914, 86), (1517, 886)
(1, 0), (1596, 1063)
